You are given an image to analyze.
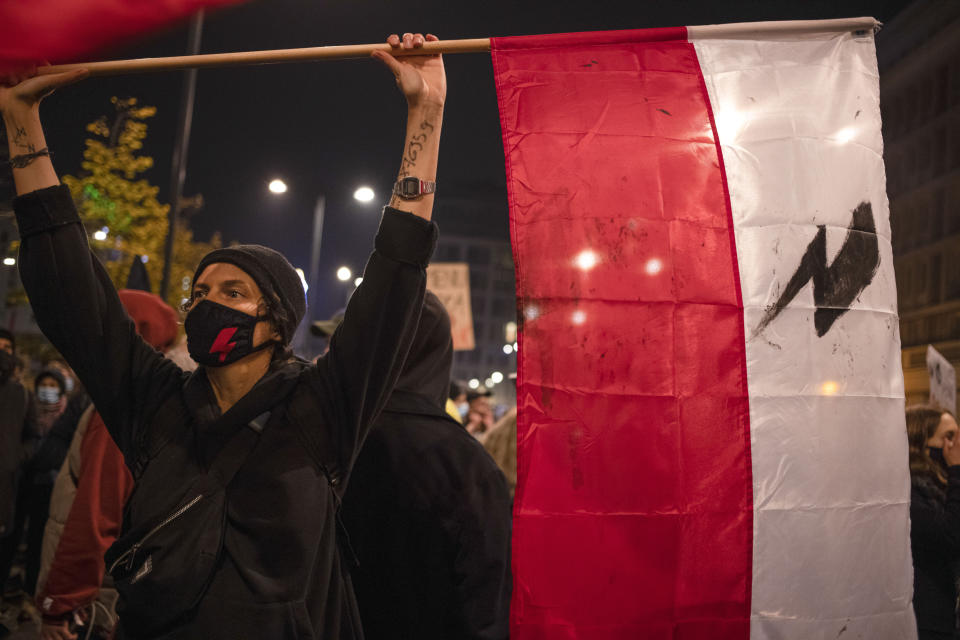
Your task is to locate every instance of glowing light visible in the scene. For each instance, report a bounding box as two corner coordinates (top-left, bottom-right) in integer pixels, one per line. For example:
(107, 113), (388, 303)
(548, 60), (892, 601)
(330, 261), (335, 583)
(491, 371), (504, 384)
(353, 186), (375, 202)
(268, 179), (287, 194)
(571, 310), (586, 325)
(513, 342), (518, 351)
(336, 266), (352, 282)
(574, 249), (599, 271)
(713, 109), (748, 143)
(93, 230), (108, 241)
(295, 268), (309, 293)
(354, 277), (364, 287)
(2, 258), (15, 266)
(820, 380), (839, 396)
(468, 378), (480, 389)
(484, 378), (494, 388)
(524, 305), (540, 321)
(503, 344), (514, 355)
(644, 258), (663, 275)
(505, 321), (518, 343)
(140, 255), (149, 264)
(833, 127), (856, 144)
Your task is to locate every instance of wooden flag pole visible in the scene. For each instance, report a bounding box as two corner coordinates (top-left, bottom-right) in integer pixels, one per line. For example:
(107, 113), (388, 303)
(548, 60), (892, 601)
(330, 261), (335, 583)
(37, 38), (492, 77)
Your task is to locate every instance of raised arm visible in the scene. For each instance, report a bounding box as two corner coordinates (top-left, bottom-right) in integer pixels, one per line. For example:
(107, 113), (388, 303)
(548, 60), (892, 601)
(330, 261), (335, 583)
(306, 33), (444, 485)
(374, 32), (445, 221)
(0, 67), (85, 194)
(1, 68), (182, 456)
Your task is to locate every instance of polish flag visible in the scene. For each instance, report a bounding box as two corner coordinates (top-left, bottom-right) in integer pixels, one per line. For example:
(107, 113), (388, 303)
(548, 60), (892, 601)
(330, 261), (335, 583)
(493, 18), (914, 639)
(0, 0), (244, 70)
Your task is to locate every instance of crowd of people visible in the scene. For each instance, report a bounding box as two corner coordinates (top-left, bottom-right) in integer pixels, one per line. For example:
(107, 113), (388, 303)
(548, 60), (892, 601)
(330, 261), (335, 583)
(0, 27), (957, 640)
(0, 32), (518, 640)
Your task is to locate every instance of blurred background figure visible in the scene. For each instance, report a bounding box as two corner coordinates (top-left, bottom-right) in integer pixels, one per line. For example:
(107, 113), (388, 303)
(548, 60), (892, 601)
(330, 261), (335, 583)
(341, 292), (511, 640)
(482, 408), (516, 501)
(447, 379), (467, 424)
(465, 387), (494, 438)
(906, 405), (960, 640)
(0, 329), (30, 542)
(0, 369), (68, 630)
(310, 308), (344, 360)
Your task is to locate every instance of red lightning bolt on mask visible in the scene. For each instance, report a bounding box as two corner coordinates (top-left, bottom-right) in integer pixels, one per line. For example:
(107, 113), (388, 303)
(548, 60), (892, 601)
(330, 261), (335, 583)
(209, 327), (239, 363)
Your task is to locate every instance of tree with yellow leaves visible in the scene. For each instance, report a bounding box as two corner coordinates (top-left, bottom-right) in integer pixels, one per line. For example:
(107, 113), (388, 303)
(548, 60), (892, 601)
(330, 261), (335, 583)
(62, 97), (220, 311)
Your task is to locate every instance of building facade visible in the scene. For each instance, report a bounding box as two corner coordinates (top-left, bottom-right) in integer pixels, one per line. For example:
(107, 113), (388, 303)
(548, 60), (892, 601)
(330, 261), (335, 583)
(879, 0), (960, 405)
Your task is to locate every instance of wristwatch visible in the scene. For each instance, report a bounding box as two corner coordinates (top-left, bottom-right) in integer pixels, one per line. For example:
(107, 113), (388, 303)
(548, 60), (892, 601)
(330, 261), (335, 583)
(393, 177), (437, 199)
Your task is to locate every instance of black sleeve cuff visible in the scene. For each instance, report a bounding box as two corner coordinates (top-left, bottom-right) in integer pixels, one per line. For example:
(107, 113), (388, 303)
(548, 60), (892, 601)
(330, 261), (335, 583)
(12, 185), (80, 238)
(374, 206), (438, 268)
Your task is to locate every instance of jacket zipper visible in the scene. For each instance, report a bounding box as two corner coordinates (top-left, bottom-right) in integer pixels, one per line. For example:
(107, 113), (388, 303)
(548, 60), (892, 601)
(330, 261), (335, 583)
(109, 494), (205, 574)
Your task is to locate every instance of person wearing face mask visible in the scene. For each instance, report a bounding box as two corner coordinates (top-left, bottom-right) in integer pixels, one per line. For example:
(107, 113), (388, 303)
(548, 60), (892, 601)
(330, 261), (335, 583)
(906, 404), (960, 640)
(2, 31), (443, 639)
(0, 370), (68, 623)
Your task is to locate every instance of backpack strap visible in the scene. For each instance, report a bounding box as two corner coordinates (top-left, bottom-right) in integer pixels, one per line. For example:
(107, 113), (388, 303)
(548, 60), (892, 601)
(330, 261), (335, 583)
(285, 376), (361, 569)
(286, 377), (343, 489)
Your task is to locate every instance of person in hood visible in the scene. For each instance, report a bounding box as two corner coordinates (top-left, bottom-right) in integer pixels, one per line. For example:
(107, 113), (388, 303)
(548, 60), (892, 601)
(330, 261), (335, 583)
(1, 31), (444, 639)
(37, 290), (179, 640)
(341, 291), (512, 640)
(906, 404), (960, 640)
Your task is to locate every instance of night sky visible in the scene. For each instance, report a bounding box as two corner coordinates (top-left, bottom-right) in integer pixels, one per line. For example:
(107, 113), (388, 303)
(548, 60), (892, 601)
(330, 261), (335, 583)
(35, 0), (914, 322)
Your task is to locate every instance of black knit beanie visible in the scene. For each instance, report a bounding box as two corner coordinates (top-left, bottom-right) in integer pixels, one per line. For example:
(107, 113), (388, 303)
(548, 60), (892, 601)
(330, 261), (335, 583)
(192, 244), (307, 344)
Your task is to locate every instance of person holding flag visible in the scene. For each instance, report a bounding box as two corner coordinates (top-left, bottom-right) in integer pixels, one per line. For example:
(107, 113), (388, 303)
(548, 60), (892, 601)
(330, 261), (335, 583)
(1, 31), (444, 639)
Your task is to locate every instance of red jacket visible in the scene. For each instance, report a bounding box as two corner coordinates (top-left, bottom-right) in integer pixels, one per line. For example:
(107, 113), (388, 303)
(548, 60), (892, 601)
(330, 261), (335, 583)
(38, 410), (132, 619)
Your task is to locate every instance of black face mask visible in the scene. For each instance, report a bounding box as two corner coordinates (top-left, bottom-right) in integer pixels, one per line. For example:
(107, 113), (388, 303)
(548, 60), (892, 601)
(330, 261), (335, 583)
(0, 349), (16, 385)
(185, 300), (277, 367)
(929, 446), (947, 469)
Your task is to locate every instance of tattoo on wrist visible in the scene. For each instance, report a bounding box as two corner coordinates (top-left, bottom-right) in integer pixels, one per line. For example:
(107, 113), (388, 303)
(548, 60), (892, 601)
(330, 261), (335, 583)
(12, 124), (35, 152)
(8, 147), (51, 169)
(397, 119), (435, 179)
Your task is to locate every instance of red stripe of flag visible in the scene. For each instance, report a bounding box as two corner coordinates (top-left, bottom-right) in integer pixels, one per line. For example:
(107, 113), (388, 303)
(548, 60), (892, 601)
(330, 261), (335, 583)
(492, 29), (753, 639)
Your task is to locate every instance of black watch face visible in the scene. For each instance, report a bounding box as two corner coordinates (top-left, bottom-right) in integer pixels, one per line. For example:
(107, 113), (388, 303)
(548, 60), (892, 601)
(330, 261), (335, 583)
(402, 179), (419, 197)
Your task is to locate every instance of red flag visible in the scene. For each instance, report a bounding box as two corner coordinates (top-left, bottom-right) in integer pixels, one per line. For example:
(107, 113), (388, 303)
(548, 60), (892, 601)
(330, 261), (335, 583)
(493, 28), (752, 639)
(0, 0), (243, 69)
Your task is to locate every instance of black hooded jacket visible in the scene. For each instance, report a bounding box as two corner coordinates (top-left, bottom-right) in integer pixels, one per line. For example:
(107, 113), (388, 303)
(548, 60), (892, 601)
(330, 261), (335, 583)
(341, 291), (512, 640)
(910, 467), (960, 635)
(14, 185), (436, 639)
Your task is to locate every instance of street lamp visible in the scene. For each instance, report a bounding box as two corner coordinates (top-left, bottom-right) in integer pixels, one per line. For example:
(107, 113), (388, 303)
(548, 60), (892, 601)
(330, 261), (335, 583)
(336, 266), (352, 282)
(353, 186), (375, 202)
(272, 179), (377, 356)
